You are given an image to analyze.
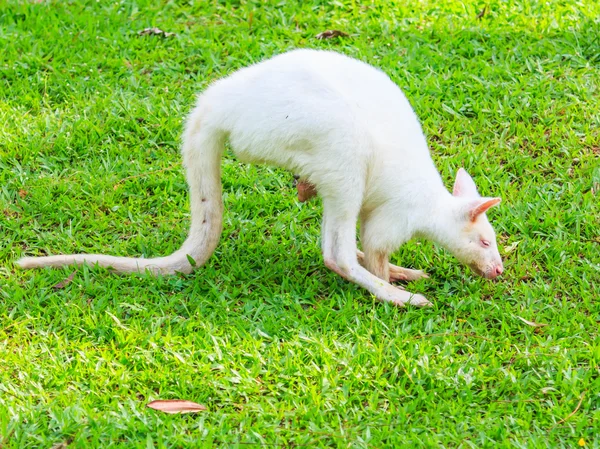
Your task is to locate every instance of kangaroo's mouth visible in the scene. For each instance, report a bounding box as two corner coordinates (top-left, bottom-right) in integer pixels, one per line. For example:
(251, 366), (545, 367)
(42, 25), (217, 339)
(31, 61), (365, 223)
(468, 263), (503, 279)
(468, 264), (486, 277)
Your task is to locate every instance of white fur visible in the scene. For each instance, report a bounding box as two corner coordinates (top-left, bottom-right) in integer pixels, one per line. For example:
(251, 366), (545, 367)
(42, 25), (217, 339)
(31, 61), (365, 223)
(17, 49), (503, 307)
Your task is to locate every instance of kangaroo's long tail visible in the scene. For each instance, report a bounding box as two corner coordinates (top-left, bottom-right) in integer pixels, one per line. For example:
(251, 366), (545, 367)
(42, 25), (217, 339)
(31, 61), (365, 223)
(17, 103), (224, 275)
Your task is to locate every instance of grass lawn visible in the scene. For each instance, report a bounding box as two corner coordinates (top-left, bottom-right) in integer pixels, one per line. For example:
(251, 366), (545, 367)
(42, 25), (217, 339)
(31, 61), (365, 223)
(1, 0), (599, 447)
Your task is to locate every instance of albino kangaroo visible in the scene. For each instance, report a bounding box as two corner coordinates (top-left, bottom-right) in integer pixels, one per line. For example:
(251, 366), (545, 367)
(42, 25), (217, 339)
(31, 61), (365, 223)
(17, 49), (503, 307)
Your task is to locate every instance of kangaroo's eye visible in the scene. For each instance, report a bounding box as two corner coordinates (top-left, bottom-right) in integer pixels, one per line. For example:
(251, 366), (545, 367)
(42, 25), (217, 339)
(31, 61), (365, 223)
(481, 239), (491, 248)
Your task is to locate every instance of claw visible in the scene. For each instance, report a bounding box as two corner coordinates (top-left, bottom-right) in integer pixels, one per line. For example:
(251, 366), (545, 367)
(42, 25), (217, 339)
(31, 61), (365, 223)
(408, 293), (432, 307)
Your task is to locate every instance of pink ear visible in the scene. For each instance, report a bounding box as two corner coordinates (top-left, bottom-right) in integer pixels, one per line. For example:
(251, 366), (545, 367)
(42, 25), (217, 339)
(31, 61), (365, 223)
(469, 197), (501, 221)
(453, 168), (480, 198)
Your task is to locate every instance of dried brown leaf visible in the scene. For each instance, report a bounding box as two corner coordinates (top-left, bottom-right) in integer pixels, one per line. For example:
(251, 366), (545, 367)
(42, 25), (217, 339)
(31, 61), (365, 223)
(146, 399), (207, 414)
(503, 241), (520, 254)
(516, 316), (548, 328)
(50, 438), (73, 449)
(315, 30), (349, 40)
(138, 27), (176, 38)
(18, 189), (28, 199)
(52, 272), (76, 290)
(476, 5), (488, 19)
(50, 444), (68, 449)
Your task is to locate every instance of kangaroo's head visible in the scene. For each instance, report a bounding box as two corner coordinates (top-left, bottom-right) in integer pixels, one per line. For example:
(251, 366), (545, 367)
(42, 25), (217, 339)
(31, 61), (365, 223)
(444, 168), (503, 279)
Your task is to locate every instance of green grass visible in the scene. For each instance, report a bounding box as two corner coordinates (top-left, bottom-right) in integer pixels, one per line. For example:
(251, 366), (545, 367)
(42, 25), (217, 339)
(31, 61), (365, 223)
(1, 0), (599, 447)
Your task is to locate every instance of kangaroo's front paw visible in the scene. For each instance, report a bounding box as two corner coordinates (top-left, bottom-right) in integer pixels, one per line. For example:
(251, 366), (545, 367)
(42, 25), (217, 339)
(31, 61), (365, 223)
(389, 266), (429, 282)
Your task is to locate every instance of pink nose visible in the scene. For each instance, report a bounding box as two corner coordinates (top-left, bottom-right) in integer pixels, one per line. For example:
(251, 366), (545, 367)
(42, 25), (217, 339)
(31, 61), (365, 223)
(486, 264), (503, 279)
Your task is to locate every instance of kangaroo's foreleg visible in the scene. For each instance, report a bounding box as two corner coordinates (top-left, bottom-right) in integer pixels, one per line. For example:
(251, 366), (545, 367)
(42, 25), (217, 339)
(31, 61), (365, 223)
(320, 188), (430, 307)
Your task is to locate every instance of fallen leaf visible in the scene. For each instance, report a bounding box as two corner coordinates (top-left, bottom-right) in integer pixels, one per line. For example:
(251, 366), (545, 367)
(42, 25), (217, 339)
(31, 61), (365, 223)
(476, 5), (488, 19)
(315, 30), (349, 40)
(18, 189), (28, 199)
(516, 316), (548, 328)
(137, 27), (176, 38)
(146, 399), (207, 414)
(52, 272), (76, 290)
(50, 438), (73, 449)
(504, 241), (520, 254)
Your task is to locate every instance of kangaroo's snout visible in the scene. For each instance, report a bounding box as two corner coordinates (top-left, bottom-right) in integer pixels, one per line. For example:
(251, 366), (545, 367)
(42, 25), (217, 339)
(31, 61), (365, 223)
(485, 263), (503, 279)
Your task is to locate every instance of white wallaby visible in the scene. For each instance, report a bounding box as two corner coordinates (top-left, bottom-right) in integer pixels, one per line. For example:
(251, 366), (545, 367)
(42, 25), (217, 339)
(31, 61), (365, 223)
(17, 49), (504, 307)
